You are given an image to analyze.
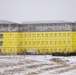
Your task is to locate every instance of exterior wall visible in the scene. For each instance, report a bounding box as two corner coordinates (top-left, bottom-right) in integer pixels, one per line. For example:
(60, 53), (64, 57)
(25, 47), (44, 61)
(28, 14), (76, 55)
(0, 23), (76, 54)
(72, 23), (76, 51)
(22, 23), (72, 31)
(0, 32), (19, 54)
(20, 32), (73, 54)
(0, 31), (74, 54)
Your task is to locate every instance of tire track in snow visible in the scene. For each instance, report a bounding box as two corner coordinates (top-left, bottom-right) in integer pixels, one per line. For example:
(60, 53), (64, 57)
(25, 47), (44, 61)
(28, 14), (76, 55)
(26, 64), (70, 75)
(52, 65), (76, 74)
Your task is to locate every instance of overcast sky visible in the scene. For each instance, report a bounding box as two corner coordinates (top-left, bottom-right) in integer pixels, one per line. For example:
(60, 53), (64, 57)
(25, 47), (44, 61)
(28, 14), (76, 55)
(0, 0), (76, 23)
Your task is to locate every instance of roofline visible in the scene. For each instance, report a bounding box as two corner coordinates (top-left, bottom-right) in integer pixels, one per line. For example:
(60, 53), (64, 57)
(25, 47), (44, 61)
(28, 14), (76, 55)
(22, 20), (73, 24)
(0, 20), (17, 24)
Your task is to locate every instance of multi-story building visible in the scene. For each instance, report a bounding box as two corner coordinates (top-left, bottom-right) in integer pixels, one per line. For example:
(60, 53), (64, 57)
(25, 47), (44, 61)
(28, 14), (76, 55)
(0, 20), (76, 55)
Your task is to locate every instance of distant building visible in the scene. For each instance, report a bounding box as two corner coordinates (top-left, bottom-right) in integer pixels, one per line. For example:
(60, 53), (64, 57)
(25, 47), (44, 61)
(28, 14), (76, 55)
(0, 20), (76, 55)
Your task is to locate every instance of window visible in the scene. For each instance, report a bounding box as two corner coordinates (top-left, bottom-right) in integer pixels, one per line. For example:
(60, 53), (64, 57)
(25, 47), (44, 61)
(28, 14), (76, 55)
(41, 41), (44, 45)
(29, 41), (31, 45)
(59, 33), (61, 36)
(63, 33), (66, 37)
(55, 33), (57, 37)
(50, 33), (53, 37)
(46, 41), (48, 44)
(0, 34), (3, 38)
(42, 33), (44, 37)
(45, 33), (48, 37)
(0, 41), (3, 46)
(54, 41), (57, 45)
(37, 41), (40, 44)
(67, 33), (71, 37)
(33, 41), (36, 45)
(10, 34), (12, 36)
(37, 34), (40, 37)
(50, 41), (53, 45)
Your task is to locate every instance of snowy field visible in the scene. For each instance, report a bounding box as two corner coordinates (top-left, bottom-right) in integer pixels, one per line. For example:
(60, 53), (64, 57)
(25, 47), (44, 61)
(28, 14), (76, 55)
(0, 55), (76, 75)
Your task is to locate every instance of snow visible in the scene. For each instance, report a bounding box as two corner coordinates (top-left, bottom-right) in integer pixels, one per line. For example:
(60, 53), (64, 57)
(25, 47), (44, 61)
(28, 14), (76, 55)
(0, 55), (76, 75)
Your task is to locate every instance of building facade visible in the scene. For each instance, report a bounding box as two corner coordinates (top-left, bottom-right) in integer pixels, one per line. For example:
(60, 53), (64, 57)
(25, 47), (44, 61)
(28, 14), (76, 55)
(0, 20), (76, 55)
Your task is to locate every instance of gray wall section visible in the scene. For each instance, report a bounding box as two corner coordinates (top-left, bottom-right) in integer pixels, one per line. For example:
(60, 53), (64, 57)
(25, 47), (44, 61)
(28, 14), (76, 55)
(0, 23), (76, 32)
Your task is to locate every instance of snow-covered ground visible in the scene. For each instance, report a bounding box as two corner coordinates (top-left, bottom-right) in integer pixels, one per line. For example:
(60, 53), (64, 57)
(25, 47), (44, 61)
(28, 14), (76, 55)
(0, 55), (76, 75)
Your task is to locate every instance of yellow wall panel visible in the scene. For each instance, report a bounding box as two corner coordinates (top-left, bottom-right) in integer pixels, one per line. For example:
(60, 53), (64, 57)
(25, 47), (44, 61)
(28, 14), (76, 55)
(0, 31), (76, 54)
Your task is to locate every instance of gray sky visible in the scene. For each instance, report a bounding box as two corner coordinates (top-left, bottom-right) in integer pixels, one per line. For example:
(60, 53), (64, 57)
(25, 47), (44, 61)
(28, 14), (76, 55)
(0, 0), (76, 23)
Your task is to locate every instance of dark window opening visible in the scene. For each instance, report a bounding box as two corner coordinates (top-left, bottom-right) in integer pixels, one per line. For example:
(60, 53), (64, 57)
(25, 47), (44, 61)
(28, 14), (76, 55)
(0, 41), (3, 46)
(0, 34), (3, 38)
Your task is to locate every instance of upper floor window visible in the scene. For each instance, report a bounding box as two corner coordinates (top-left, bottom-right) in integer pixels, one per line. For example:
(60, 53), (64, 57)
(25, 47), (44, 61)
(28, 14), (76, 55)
(0, 41), (3, 46)
(0, 34), (3, 38)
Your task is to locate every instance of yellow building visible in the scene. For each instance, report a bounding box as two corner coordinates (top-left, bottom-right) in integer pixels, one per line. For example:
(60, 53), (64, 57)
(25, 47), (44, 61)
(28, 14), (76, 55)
(0, 20), (76, 55)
